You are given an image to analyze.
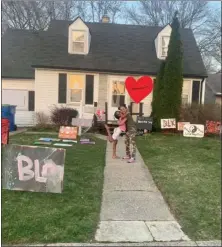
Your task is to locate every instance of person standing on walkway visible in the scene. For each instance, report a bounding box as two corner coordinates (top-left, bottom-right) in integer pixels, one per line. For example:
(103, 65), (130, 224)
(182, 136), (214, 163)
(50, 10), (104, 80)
(119, 104), (137, 163)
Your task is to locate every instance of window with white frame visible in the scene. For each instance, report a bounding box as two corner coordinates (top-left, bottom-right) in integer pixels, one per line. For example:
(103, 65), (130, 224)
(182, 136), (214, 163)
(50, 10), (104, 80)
(161, 36), (170, 57)
(72, 31), (85, 53)
(68, 74), (84, 103)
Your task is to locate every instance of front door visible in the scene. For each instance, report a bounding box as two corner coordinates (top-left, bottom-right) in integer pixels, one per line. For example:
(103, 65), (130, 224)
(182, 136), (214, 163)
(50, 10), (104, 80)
(108, 77), (128, 121)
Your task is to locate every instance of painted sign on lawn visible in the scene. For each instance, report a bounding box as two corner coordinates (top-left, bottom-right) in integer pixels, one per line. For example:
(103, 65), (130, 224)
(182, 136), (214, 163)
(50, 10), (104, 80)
(161, 118), (176, 129)
(59, 126), (78, 139)
(2, 145), (65, 193)
(136, 116), (153, 131)
(205, 121), (221, 134)
(177, 122), (190, 131)
(71, 118), (92, 127)
(183, 124), (205, 138)
(1, 118), (9, 145)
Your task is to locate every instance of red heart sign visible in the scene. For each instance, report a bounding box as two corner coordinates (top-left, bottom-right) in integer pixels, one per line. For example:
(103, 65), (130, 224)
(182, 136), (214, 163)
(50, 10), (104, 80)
(125, 76), (153, 103)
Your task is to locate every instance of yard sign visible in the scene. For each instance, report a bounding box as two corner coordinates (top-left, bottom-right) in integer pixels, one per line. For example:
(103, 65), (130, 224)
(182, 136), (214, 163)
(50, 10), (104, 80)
(59, 126), (78, 139)
(161, 119), (176, 129)
(177, 122), (190, 131)
(2, 145), (65, 193)
(183, 124), (205, 138)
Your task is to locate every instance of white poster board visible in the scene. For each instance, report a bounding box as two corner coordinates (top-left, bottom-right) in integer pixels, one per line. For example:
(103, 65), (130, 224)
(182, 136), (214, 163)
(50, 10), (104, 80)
(161, 119), (176, 129)
(183, 124), (205, 138)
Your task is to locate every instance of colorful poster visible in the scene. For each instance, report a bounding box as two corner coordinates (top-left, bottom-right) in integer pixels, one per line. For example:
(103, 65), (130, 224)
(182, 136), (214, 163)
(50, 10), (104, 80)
(177, 122), (190, 131)
(205, 121), (221, 134)
(183, 124), (205, 138)
(58, 126), (78, 139)
(2, 145), (65, 193)
(161, 119), (176, 129)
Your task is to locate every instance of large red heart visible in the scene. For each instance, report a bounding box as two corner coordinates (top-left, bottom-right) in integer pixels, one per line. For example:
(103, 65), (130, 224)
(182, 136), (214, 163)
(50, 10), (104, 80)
(125, 76), (153, 103)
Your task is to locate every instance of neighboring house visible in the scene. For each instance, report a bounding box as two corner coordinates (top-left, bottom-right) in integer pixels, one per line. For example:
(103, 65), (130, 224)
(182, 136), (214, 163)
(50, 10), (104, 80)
(2, 15), (207, 127)
(205, 73), (222, 105)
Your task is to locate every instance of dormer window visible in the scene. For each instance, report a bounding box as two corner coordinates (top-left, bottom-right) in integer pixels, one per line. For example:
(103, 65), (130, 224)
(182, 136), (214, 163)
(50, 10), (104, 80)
(68, 17), (91, 55)
(72, 31), (86, 53)
(161, 36), (170, 57)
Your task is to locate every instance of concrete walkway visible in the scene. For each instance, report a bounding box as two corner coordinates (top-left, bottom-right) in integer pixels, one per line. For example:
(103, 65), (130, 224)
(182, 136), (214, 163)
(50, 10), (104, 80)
(95, 136), (190, 242)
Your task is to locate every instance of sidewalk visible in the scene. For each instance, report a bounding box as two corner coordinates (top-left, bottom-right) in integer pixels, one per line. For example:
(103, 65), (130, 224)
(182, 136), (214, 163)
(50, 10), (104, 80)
(95, 136), (190, 242)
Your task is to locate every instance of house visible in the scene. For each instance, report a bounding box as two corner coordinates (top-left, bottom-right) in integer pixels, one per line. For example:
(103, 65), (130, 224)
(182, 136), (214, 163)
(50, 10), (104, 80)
(2, 15), (207, 127)
(205, 72), (221, 105)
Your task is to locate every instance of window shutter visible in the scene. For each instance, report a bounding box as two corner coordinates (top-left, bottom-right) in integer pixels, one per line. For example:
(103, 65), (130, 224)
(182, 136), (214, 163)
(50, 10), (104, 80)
(28, 91), (35, 111)
(192, 81), (200, 103)
(58, 74), (67, 103)
(85, 75), (94, 104)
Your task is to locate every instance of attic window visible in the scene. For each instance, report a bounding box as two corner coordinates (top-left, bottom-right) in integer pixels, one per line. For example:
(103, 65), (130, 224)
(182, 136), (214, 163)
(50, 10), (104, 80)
(161, 36), (170, 57)
(72, 31), (86, 53)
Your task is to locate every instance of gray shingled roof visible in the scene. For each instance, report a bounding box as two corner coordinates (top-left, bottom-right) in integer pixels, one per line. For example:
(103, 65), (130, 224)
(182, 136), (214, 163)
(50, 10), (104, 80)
(206, 73), (222, 95)
(2, 19), (207, 79)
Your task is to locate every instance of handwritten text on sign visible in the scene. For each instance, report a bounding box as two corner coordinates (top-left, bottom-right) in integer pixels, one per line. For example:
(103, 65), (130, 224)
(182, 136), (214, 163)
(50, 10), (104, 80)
(183, 124), (205, 138)
(136, 116), (153, 131)
(161, 119), (176, 129)
(2, 145), (65, 193)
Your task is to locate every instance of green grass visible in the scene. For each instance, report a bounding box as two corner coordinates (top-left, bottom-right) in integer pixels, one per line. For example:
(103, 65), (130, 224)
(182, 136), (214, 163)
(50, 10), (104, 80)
(137, 133), (221, 241)
(2, 133), (106, 244)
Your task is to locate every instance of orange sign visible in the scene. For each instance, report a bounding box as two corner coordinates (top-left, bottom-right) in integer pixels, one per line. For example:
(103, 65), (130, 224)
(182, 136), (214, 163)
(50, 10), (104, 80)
(59, 126), (78, 140)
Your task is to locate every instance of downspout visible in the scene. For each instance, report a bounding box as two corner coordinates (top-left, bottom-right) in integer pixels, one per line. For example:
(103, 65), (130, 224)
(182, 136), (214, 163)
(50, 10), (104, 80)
(200, 77), (206, 104)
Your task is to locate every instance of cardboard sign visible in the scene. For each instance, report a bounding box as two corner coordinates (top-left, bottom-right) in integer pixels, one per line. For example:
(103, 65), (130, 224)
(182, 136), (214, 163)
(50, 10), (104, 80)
(2, 145), (65, 193)
(161, 119), (176, 129)
(1, 118), (9, 145)
(183, 124), (205, 138)
(59, 126), (78, 139)
(72, 118), (92, 127)
(177, 122), (190, 131)
(205, 121), (221, 134)
(136, 116), (153, 131)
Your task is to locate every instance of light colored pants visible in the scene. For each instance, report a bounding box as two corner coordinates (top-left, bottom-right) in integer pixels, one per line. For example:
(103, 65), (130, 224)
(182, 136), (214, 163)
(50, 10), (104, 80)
(112, 127), (122, 140)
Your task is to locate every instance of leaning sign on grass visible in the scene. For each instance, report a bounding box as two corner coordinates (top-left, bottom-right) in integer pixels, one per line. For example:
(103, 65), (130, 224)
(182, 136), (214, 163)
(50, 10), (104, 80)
(59, 126), (78, 139)
(161, 118), (176, 129)
(205, 121), (221, 134)
(177, 122), (190, 131)
(2, 145), (65, 193)
(136, 116), (153, 131)
(183, 124), (205, 138)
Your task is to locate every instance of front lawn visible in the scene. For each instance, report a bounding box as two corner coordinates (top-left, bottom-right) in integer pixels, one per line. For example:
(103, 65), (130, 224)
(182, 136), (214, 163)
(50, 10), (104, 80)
(137, 133), (221, 241)
(2, 133), (106, 244)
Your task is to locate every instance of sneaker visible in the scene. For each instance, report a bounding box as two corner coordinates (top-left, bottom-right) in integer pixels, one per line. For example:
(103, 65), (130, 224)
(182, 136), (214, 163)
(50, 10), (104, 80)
(127, 158), (135, 163)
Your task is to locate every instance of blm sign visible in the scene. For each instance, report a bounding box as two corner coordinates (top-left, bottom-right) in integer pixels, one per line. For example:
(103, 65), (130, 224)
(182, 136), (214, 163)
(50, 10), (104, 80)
(136, 116), (153, 131)
(2, 145), (65, 193)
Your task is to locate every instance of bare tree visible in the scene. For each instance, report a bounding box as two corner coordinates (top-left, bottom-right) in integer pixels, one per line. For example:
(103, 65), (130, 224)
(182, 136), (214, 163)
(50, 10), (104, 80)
(2, 0), (124, 34)
(198, 9), (221, 71)
(125, 0), (208, 30)
(88, 1), (124, 23)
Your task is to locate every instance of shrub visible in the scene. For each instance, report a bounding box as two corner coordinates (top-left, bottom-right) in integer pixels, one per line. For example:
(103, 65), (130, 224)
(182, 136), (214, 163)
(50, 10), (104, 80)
(36, 112), (50, 125)
(180, 103), (221, 124)
(50, 106), (78, 126)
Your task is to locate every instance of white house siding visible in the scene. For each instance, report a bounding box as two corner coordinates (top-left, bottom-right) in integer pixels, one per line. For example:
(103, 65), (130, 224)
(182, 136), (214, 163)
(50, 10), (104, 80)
(35, 69), (99, 121)
(2, 79), (35, 126)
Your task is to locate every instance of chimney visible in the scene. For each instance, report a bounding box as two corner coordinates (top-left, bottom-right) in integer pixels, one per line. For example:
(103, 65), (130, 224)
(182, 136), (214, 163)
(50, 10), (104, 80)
(101, 11), (110, 23)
